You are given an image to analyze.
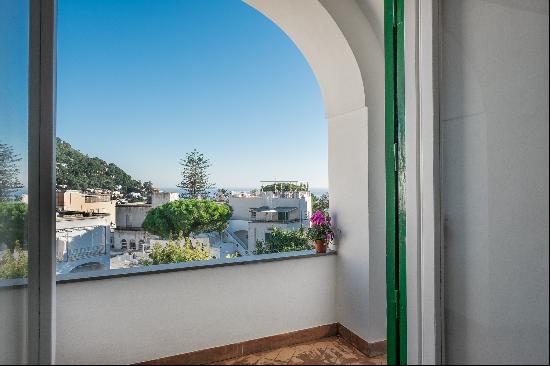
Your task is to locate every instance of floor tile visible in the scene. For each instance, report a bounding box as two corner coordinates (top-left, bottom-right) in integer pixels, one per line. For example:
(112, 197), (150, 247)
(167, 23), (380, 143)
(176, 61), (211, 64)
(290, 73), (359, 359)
(206, 336), (386, 365)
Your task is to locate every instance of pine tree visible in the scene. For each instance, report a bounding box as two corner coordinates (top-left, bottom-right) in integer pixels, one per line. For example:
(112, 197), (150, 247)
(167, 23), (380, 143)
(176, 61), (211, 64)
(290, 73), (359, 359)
(177, 149), (214, 199)
(0, 142), (23, 202)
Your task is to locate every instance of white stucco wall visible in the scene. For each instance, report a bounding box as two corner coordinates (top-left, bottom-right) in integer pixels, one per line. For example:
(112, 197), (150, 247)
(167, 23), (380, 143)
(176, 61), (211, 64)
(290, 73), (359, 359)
(113, 229), (153, 250)
(0, 286), (27, 365)
(320, 0), (387, 343)
(115, 205), (151, 229)
(229, 194), (310, 222)
(440, 1), (549, 364)
(246, 0), (387, 344)
(55, 255), (336, 365)
(151, 191), (179, 208)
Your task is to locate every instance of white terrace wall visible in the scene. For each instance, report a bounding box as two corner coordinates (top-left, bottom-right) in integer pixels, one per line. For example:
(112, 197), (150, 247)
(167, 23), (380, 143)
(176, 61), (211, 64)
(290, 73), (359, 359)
(0, 286), (26, 364)
(55, 256), (336, 365)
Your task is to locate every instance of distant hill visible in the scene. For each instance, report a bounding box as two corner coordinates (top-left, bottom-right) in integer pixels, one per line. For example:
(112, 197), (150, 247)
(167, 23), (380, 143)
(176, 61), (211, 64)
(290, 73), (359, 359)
(56, 138), (152, 195)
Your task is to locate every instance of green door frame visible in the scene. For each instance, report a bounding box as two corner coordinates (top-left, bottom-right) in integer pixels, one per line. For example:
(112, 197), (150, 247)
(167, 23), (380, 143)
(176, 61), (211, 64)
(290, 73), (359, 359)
(385, 0), (407, 364)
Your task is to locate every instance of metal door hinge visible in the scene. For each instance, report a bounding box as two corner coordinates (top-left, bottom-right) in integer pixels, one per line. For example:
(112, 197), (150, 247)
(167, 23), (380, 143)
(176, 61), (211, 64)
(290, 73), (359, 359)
(393, 143), (398, 172)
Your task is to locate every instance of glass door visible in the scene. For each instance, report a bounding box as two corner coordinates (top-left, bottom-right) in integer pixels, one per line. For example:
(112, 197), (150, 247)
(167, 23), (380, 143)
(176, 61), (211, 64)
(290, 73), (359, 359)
(0, 0), (30, 363)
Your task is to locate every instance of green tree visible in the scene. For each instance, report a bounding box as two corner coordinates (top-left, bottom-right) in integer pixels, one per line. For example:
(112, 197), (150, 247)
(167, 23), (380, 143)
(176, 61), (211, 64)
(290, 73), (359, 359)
(254, 228), (313, 255)
(142, 181), (154, 196)
(0, 202), (27, 250)
(261, 182), (308, 193)
(312, 193), (329, 213)
(139, 235), (210, 266)
(0, 241), (28, 280)
(0, 142), (23, 202)
(142, 199), (232, 238)
(215, 188), (230, 201)
(56, 138), (150, 194)
(178, 149), (214, 199)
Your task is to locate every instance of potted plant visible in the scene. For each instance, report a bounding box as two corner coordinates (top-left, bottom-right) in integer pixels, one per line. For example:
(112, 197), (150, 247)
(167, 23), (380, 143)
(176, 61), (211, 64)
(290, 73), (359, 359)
(307, 210), (335, 254)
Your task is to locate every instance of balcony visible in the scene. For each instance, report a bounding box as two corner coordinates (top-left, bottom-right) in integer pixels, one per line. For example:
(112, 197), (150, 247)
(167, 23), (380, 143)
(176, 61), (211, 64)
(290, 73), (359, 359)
(0, 248), (386, 364)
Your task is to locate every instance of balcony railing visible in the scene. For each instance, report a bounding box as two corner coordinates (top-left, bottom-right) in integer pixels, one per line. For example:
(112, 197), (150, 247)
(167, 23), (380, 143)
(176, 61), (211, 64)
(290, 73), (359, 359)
(57, 244), (107, 262)
(249, 218), (302, 224)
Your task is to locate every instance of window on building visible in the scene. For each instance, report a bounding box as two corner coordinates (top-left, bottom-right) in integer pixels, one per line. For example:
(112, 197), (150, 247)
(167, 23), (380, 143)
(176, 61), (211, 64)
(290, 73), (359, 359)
(121, 239), (127, 250)
(129, 240), (136, 251)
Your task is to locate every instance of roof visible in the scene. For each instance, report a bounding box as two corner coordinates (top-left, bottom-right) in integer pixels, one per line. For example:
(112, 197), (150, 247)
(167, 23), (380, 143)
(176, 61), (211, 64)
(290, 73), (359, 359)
(251, 206), (298, 213)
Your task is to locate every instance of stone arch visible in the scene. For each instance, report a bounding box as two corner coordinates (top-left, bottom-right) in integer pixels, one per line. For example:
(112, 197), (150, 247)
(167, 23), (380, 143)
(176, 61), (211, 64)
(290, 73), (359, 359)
(244, 0), (384, 343)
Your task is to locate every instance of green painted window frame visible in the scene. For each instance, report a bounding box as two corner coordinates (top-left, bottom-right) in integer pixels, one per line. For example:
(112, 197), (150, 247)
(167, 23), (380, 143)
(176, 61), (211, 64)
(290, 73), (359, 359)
(385, 0), (407, 364)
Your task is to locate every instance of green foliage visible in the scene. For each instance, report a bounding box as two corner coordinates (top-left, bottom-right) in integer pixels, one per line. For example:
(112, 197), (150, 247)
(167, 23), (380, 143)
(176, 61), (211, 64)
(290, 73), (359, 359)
(0, 142), (23, 202)
(215, 188), (230, 201)
(0, 202), (27, 250)
(0, 241), (28, 280)
(307, 223), (334, 241)
(56, 138), (150, 195)
(178, 149), (214, 199)
(142, 199), (232, 238)
(225, 252), (241, 259)
(254, 228), (313, 255)
(261, 182), (308, 192)
(139, 236), (210, 265)
(312, 193), (329, 213)
(307, 211), (335, 242)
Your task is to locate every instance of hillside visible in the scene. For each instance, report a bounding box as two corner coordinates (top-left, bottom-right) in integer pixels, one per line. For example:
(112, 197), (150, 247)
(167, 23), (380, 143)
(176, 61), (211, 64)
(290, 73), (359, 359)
(56, 138), (152, 195)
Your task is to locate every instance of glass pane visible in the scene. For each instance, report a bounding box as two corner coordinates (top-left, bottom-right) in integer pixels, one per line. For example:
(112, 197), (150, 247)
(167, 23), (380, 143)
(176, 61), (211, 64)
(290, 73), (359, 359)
(0, 0), (29, 363)
(55, 0), (327, 276)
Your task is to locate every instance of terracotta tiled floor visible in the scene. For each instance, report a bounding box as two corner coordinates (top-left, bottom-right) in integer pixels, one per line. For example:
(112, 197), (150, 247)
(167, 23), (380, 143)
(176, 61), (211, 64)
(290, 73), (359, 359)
(207, 336), (386, 365)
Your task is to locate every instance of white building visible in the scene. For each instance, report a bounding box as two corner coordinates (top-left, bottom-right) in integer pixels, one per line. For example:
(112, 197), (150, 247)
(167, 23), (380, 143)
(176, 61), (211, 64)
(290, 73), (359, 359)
(113, 204), (153, 251)
(55, 214), (111, 274)
(56, 190), (117, 225)
(112, 191), (177, 251)
(151, 190), (179, 208)
(228, 189), (312, 253)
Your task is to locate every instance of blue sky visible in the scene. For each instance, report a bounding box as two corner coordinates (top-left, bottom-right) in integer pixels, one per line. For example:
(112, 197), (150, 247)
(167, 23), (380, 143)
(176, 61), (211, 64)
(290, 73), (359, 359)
(1, 0), (328, 189)
(0, 0), (29, 186)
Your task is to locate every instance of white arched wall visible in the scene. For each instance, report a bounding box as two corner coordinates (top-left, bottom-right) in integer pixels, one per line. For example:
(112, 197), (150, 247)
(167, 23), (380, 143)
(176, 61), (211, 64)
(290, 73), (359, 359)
(245, 0), (387, 343)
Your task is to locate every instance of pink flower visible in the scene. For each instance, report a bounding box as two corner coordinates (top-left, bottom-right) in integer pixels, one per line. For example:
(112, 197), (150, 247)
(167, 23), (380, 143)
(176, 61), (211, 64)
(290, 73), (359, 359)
(310, 210), (326, 226)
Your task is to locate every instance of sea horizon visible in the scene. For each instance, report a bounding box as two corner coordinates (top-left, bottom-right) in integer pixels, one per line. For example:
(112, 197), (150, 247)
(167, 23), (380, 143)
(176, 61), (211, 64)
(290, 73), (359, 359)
(13, 186), (329, 197)
(160, 187), (329, 197)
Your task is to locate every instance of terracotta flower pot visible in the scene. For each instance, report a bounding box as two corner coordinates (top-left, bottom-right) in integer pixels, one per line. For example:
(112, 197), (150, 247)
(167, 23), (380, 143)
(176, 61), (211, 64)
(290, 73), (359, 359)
(314, 239), (327, 254)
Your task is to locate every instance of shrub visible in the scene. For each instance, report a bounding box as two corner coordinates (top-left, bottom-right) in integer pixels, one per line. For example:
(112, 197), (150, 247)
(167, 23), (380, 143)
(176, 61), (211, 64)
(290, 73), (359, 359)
(139, 236), (211, 266)
(0, 202), (27, 250)
(0, 241), (28, 280)
(254, 227), (313, 255)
